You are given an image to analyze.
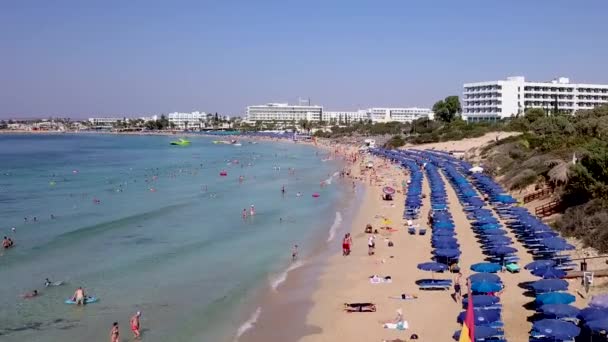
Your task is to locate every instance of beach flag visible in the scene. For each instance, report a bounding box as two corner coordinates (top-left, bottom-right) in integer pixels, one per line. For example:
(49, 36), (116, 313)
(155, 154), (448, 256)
(459, 282), (475, 342)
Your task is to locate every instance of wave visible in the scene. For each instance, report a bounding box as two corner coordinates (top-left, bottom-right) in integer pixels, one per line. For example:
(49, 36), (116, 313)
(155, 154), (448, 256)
(323, 171), (340, 185)
(327, 211), (343, 242)
(270, 260), (304, 291)
(235, 307), (262, 339)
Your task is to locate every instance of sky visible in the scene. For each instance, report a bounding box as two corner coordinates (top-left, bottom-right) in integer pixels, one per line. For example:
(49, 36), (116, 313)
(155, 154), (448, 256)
(1, 0), (607, 119)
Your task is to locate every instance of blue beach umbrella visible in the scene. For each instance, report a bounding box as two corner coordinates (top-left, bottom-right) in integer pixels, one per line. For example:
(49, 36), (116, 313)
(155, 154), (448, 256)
(470, 262), (502, 273)
(483, 235), (512, 243)
(434, 248), (461, 258)
(532, 319), (581, 340)
(457, 309), (501, 325)
(539, 304), (580, 318)
(489, 246), (517, 255)
(452, 326), (500, 341)
(433, 230), (455, 236)
(525, 260), (556, 270)
(530, 279), (569, 293)
(471, 281), (502, 293)
(417, 262), (449, 272)
(469, 273), (501, 283)
(462, 295), (500, 308)
(536, 292), (576, 305)
(578, 307), (608, 322)
(541, 237), (575, 251)
(586, 318), (608, 332)
(481, 229), (508, 236)
(531, 267), (566, 279)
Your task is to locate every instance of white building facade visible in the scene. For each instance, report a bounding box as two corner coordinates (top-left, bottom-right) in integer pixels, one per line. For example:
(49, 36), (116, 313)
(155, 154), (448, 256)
(88, 117), (126, 126)
(463, 76), (608, 121)
(324, 110), (370, 122)
(167, 111), (206, 129)
(246, 103), (323, 122)
(368, 107), (434, 123)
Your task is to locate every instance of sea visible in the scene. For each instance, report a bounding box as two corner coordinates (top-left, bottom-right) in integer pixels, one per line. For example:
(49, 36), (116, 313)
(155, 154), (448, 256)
(0, 133), (352, 342)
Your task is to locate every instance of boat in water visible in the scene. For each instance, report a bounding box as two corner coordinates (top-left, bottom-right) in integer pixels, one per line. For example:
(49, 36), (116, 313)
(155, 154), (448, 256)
(170, 138), (191, 146)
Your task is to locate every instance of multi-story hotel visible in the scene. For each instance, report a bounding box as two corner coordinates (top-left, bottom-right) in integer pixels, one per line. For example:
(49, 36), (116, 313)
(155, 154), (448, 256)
(463, 76), (608, 121)
(246, 103), (323, 122)
(167, 111), (207, 129)
(246, 103), (432, 123)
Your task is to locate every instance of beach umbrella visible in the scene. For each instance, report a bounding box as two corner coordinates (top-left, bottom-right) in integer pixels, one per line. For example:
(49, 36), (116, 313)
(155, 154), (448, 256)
(483, 235), (512, 243)
(533, 231), (558, 239)
(470, 263), (502, 273)
(536, 292), (576, 305)
(469, 273), (501, 284)
(457, 308), (501, 325)
(433, 230), (455, 237)
(529, 279), (569, 293)
(586, 318), (608, 332)
(541, 237), (575, 251)
(488, 246), (517, 255)
(481, 229), (508, 236)
(417, 262), (449, 272)
(539, 304), (580, 319)
(531, 267), (566, 279)
(532, 319), (581, 340)
(433, 248), (461, 258)
(462, 295), (500, 308)
(471, 280), (502, 293)
(525, 260), (556, 270)
(432, 241), (460, 249)
(578, 307), (608, 322)
(382, 186), (395, 195)
(452, 326), (499, 341)
(433, 221), (455, 229)
(590, 294), (608, 309)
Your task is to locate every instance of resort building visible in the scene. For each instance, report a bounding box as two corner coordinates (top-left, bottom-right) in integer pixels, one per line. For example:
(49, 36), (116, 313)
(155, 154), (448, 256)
(368, 107), (434, 123)
(246, 103), (323, 122)
(463, 76), (608, 121)
(88, 117), (126, 127)
(323, 110), (370, 123)
(167, 111), (206, 130)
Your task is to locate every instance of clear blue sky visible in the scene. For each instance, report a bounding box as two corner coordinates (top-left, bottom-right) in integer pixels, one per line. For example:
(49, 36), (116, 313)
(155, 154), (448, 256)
(1, 0), (607, 119)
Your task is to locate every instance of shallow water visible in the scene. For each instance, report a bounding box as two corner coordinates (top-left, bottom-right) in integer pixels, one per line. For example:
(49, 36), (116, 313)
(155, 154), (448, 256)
(0, 134), (345, 341)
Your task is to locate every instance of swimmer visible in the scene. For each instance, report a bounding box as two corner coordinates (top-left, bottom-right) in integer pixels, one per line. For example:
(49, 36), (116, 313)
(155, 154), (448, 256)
(11, 227), (16, 232)
(130, 311), (141, 339)
(72, 287), (86, 305)
(296, 192), (302, 197)
(292, 245), (298, 261)
(281, 185), (285, 195)
(3, 236), (11, 249)
(22, 290), (38, 298)
(45, 278), (52, 287)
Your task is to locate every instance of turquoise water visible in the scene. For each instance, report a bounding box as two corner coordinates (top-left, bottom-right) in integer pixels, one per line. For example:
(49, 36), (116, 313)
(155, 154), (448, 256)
(0, 134), (346, 341)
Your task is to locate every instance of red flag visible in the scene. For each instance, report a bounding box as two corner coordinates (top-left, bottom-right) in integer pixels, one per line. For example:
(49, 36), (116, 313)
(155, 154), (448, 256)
(459, 281), (475, 342)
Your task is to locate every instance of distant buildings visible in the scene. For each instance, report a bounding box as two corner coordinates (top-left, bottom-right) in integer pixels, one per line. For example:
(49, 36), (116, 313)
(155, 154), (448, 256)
(167, 111), (206, 130)
(246, 103), (323, 122)
(246, 103), (433, 123)
(88, 117), (125, 127)
(462, 76), (608, 121)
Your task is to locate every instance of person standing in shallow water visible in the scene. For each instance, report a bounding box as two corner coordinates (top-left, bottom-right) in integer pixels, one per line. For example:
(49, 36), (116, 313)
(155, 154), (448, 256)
(110, 322), (119, 342)
(292, 245), (298, 261)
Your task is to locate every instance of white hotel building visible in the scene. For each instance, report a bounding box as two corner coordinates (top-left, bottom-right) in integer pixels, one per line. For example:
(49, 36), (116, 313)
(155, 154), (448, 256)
(167, 111), (206, 129)
(246, 103), (323, 122)
(463, 76), (608, 121)
(247, 103), (433, 123)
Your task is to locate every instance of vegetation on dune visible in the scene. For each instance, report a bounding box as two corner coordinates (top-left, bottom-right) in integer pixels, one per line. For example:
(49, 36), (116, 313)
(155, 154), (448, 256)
(480, 104), (608, 252)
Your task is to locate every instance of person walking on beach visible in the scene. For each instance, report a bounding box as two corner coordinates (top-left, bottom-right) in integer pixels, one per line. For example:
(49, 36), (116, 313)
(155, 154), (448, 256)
(368, 235), (376, 256)
(453, 272), (462, 303)
(292, 245), (298, 261)
(110, 322), (119, 342)
(130, 311), (141, 339)
(342, 234), (350, 256)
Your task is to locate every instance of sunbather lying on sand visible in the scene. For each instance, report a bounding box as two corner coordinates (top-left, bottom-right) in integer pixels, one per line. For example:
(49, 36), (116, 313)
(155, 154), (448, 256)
(370, 275), (392, 284)
(344, 302), (376, 312)
(389, 293), (418, 300)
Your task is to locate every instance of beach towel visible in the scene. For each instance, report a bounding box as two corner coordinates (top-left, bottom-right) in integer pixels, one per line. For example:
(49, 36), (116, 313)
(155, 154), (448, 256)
(370, 276), (392, 284)
(383, 321), (409, 330)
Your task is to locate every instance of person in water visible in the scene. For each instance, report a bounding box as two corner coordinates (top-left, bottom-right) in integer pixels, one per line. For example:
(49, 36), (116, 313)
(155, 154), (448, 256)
(73, 287), (86, 305)
(250, 205), (255, 216)
(110, 322), (120, 342)
(2, 236), (13, 249)
(292, 245), (298, 261)
(45, 278), (52, 287)
(242, 209), (248, 219)
(130, 311), (141, 339)
(22, 290), (38, 298)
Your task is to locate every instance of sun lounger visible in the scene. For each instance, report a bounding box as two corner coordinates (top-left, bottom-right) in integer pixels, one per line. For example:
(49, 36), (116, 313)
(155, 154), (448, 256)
(416, 279), (452, 290)
(383, 321), (409, 330)
(506, 263), (520, 273)
(344, 303), (376, 312)
(418, 228), (427, 235)
(408, 227), (416, 235)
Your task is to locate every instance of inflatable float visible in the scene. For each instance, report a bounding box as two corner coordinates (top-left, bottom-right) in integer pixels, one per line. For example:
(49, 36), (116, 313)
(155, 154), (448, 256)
(312, 193), (320, 198)
(219, 171), (228, 176)
(65, 296), (99, 305)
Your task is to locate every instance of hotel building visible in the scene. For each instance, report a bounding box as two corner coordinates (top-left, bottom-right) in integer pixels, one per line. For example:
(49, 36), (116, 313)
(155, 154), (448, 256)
(246, 103), (323, 122)
(167, 111), (207, 129)
(463, 76), (608, 121)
